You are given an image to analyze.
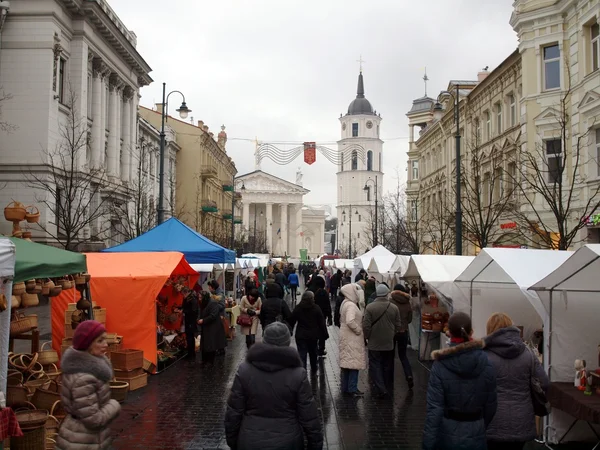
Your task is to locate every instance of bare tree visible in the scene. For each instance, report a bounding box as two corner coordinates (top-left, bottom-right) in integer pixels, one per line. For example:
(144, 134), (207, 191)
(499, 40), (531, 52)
(26, 86), (111, 250)
(0, 86), (17, 134)
(511, 70), (600, 250)
(421, 191), (456, 255)
(458, 128), (518, 250)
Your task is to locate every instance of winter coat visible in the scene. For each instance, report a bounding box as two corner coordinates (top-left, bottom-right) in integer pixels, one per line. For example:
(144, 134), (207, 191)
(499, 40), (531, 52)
(55, 348), (121, 450)
(362, 297), (401, 352)
(244, 277), (258, 294)
(275, 272), (287, 290)
(200, 300), (227, 353)
(259, 295), (292, 330)
(389, 290), (412, 332)
(239, 295), (262, 336)
(288, 273), (299, 286)
(422, 340), (497, 450)
(331, 273), (341, 290)
(314, 288), (332, 323)
(338, 284), (367, 370)
(225, 344), (323, 450)
(289, 301), (328, 341)
(484, 327), (549, 443)
(354, 271), (366, 282)
(182, 292), (199, 326)
(364, 280), (376, 304)
(211, 287), (226, 316)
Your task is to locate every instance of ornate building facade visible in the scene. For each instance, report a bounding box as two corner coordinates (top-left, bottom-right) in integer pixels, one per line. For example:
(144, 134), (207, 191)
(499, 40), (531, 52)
(0, 0), (152, 249)
(337, 71), (384, 257)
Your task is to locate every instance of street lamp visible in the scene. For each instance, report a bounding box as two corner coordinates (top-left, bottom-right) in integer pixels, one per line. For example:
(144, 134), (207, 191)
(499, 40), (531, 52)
(157, 82), (191, 225)
(363, 175), (378, 246)
(342, 207), (359, 258)
(433, 84), (462, 255)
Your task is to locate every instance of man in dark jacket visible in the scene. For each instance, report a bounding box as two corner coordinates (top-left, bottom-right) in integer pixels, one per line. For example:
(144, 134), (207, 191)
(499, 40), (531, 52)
(330, 269), (342, 301)
(179, 287), (199, 360)
(259, 283), (292, 332)
(288, 291), (327, 373)
(362, 284), (401, 398)
(312, 276), (331, 357)
(354, 269), (367, 283)
(390, 284), (414, 388)
(274, 268), (287, 293)
(225, 322), (323, 450)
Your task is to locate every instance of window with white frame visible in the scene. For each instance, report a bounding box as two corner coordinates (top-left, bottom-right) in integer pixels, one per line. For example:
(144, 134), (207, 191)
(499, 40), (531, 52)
(596, 128), (600, 177)
(543, 44), (560, 90)
(411, 160), (419, 180)
(509, 94), (516, 127)
(58, 58), (67, 104)
(546, 139), (562, 183)
(410, 200), (417, 221)
(592, 22), (600, 72)
(475, 118), (481, 143)
(507, 162), (517, 198)
(496, 103), (503, 135)
(485, 111), (491, 141)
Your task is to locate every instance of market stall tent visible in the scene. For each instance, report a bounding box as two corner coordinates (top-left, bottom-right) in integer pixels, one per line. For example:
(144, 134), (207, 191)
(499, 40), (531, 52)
(0, 238), (15, 395)
(529, 244), (600, 444)
(366, 255), (409, 283)
(454, 248), (572, 339)
(51, 252), (198, 368)
(333, 259), (354, 270)
(353, 245), (396, 279)
(103, 217), (235, 264)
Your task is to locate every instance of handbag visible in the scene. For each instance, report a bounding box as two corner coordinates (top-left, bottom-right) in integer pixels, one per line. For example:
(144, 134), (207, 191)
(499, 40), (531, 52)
(237, 314), (253, 327)
(529, 349), (550, 417)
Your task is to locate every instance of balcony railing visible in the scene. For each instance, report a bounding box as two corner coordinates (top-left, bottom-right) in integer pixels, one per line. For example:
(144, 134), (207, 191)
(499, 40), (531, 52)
(201, 200), (218, 213)
(200, 165), (218, 179)
(222, 212), (233, 220)
(234, 216), (243, 224)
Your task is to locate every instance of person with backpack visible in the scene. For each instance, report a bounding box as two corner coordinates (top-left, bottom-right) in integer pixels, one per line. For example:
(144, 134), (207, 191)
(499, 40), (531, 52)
(288, 269), (300, 302)
(259, 283), (291, 332)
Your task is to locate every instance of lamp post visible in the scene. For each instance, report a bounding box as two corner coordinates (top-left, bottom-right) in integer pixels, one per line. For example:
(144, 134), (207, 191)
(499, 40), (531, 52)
(433, 84), (461, 255)
(342, 206), (358, 258)
(363, 175), (378, 246)
(157, 82), (191, 225)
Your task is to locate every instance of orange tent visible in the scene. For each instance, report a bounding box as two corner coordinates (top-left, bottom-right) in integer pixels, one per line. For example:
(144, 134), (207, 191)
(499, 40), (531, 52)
(52, 252), (198, 368)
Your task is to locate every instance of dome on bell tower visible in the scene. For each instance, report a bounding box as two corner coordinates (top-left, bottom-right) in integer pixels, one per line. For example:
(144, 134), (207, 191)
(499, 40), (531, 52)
(347, 72), (375, 116)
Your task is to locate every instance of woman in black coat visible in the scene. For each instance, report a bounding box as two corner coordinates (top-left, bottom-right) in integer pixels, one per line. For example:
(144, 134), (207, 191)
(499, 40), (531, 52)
(312, 276), (331, 357)
(225, 322), (323, 450)
(197, 292), (227, 364)
(288, 291), (327, 373)
(259, 283), (292, 331)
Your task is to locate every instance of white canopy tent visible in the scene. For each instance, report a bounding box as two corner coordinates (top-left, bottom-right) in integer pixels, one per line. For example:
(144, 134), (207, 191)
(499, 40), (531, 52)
(455, 248), (572, 339)
(529, 245), (600, 446)
(389, 255), (410, 278)
(333, 259), (354, 270)
(0, 238), (15, 395)
(353, 245), (396, 279)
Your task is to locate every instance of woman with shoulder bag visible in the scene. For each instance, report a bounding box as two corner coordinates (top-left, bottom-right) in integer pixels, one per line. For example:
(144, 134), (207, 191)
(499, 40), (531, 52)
(239, 289), (262, 349)
(484, 313), (549, 450)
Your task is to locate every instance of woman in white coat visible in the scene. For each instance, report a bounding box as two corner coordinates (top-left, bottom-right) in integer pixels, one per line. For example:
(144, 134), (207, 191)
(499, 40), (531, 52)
(338, 283), (367, 397)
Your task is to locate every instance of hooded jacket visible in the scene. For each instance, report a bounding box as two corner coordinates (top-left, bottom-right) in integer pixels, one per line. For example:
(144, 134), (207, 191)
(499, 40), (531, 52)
(484, 327), (549, 443)
(337, 284), (367, 370)
(422, 340), (497, 450)
(55, 348), (121, 450)
(389, 290), (412, 333)
(225, 344), (323, 450)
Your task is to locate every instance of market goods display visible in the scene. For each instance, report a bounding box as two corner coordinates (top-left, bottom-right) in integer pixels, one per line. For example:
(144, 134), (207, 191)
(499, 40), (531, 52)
(111, 349), (148, 391)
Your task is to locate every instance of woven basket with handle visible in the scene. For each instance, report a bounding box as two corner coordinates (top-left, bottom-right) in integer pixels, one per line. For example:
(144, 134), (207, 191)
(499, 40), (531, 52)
(38, 342), (58, 366)
(4, 200), (26, 221)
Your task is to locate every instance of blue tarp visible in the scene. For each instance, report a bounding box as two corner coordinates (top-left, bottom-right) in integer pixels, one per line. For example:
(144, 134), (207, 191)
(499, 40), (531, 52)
(103, 218), (236, 264)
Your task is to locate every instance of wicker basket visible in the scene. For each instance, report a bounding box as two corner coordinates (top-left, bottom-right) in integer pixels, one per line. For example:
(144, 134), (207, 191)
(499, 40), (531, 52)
(10, 312), (35, 337)
(12, 282), (26, 296)
(111, 349), (144, 371)
(11, 294), (21, 308)
(25, 280), (36, 293)
(44, 363), (61, 381)
(6, 385), (31, 408)
(57, 276), (73, 291)
(4, 200), (26, 221)
(16, 410), (48, 431)
(38, 342), (59, 366)
(74, 273), (86, 285)
(24, 372), (51, 395)
(25, 205), (40, 223)
(7, 369), (23, 386)
(93, 306), (106, 323)
(48, 286), (62, 297)
(9, 353), (41, 374)
(110, 381), (129, 403)
(21, 293), (39, 308)
(31, 384), (61, 413)
(11, 426), (46, 450)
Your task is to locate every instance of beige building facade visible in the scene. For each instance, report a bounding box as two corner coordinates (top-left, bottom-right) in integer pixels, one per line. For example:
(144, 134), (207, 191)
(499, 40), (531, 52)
(139, 106), (239, 248)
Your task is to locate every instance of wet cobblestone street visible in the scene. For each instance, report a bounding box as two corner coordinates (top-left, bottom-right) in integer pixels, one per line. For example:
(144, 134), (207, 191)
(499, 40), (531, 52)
(110, 319), (430, 449)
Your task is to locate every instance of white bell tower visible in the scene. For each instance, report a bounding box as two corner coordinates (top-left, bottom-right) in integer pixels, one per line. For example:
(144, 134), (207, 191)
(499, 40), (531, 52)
(337, 69), (384, 257)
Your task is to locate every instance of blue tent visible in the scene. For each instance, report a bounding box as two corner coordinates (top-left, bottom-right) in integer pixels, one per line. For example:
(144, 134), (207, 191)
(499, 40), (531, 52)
(103, 217), (236, 264)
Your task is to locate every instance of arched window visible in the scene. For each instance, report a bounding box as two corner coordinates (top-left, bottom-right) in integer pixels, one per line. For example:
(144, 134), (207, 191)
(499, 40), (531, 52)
(367, 151), (373, 171)
(351, 150), (358, 170)
(341, 152), (344, 171)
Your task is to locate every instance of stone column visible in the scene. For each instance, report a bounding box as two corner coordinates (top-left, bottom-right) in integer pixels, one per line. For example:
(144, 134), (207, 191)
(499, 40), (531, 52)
(320, 222), (325, 255)
(130, 91), (139, 182)
(295, 205), (303, 257)
(107, 74), (119, 176)
(90, 59), (104, 169)
(121, 87), (133, 183)
(243, 202), (250, 231)
(100, 68), (110, 166)
(266, 203), (273, 254)
(280, 203), (288, 256)
(115, 88), (122, 178)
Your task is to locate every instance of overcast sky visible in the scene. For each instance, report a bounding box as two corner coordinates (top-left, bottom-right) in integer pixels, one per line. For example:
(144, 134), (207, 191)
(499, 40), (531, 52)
(109, 0), (518, 210)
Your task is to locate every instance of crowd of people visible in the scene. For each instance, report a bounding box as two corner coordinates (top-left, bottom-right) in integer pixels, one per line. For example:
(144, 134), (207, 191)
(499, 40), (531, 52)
(50, 264), (549, 450)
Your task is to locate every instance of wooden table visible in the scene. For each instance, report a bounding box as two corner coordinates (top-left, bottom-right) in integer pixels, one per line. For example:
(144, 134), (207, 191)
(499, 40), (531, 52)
(8, 328), (39, 354)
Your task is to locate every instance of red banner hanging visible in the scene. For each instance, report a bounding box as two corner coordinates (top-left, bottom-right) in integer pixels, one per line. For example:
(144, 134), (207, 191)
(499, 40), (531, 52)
(304, 142), (316, 165)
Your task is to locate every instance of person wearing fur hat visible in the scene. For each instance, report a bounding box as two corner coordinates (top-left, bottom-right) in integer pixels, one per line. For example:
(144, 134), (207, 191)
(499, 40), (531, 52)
(55, 320), (121, 450)
(390, 284), (414, 389)
(422, 312), (497, 450)
(338, 283), (367, 397)
(363, 284), (401, 398)
(225, 322), (323, 450)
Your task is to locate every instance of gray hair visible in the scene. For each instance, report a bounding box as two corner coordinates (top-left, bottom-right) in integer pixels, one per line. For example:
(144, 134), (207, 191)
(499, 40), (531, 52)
(300, 290), (315, 305)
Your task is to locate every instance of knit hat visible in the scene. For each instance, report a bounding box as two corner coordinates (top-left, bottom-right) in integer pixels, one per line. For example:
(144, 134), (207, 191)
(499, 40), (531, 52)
(263, 322), (291, 347)
(376, 284), (390, 298)
(72, 320), (106, 351)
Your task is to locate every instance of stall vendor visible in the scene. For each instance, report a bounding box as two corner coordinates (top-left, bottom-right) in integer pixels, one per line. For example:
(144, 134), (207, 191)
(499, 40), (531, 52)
(179, 287), (199, 360)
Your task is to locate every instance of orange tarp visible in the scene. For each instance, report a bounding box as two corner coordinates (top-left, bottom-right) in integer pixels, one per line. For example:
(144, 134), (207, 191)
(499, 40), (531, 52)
(52, 252), (199, 367)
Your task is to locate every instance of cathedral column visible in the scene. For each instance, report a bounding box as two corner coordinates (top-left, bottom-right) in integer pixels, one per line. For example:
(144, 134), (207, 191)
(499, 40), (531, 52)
(242, 202), (250, 231)
(121, 87), (133, 183)
(107, 74), (119, 176)
(265, 203), (273, 254)
(99, 68), (109, 166)
(90, 59), (104, 169)
(295, 205), (303, 257)
(280, 203), (288, 255)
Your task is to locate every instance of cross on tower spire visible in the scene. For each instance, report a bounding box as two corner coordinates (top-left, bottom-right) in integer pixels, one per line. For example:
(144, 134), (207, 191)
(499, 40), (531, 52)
(357, 55), (365, 73)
